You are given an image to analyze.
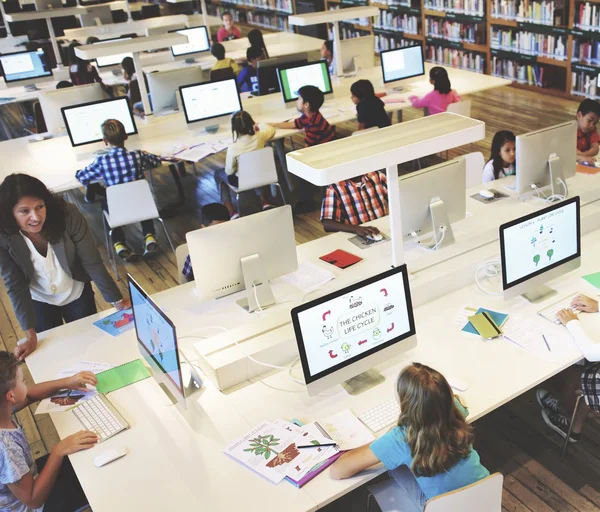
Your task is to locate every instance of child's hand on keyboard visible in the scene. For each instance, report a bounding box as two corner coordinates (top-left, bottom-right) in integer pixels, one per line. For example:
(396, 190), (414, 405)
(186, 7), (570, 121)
(65, 371), (98, 392)
(55, 431), (99, 456)
(571, 294), (599, 313)
(557, 309), (578, 326)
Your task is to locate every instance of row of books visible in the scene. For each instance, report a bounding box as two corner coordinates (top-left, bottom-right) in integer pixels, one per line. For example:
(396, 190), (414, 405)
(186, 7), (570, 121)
(424, 0), (485, 15)
(491, 56), (544, 85)
(491, 0), (555, 24)
(209, 5), (242, 21)
(374, 12), (419, 33)
(572, 39), (600, 65)
(246, 11), (292, 31)
(330, 26), (371, 40)
(375, 33), (416, 52)
(375, 0), (412, 5)
(427, 45), (485, 71)
(571, 69), (600, 98)
(575, 2), (600, 31)
(328, 5), (371, 26)
(232, 0), (293, 13)
(425, 18), (477, 42)
(491, 28), (567, 59)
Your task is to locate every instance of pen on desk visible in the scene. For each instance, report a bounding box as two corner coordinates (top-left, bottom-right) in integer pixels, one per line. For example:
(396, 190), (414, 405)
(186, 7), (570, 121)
(542, 334), (551, 352)
(297, 443), (338, 449)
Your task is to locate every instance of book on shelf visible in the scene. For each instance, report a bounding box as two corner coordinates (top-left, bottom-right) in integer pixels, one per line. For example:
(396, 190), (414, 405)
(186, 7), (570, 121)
(491, 28), (567, 59)
(424, 0), (485, 16)
(492, 55), (544, 86)
(428, 44), (485, 71)
(375, 33), (416, 52)
(425, 18), (476, 42)
(572, 69), (600, 99)
(493, 0), (555, 24)
(572, 39), (600, 65)
(576, 2), (600, 31)
(375, 10), (419, 32)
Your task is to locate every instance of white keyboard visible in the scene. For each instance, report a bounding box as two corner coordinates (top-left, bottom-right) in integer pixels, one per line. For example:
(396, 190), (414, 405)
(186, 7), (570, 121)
(358, 398), (400, 433)
(72, 394), (129, 442)
(537, 293), (579, 324)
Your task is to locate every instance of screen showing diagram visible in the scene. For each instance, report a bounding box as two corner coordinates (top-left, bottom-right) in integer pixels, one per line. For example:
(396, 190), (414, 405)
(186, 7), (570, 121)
(381, 46), (424, 83)
(502, 200), (579, 286)
(1, 50), (51, 82)
(279, 61), (332, 102)
(129, 280), (183, 392)
(181, 79), (241, 122)
(294, 270), (412, 378)
(63, 97), (136, 146)
(171, 27), (210, 56)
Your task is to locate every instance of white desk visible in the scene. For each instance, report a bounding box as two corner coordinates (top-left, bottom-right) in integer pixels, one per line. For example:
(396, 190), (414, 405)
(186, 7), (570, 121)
(23, 195), (600, 511)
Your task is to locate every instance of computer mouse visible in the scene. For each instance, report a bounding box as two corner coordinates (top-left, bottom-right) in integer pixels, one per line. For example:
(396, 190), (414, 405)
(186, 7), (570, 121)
(366, 233), (383, 242)
(447, 375), (469, 392)
(94, 446), (127, 468)
(478, 189), (495, 199)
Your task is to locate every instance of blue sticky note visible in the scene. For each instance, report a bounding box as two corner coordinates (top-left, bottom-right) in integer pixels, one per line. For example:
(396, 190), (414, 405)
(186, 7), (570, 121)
(462, 308), (509, 335)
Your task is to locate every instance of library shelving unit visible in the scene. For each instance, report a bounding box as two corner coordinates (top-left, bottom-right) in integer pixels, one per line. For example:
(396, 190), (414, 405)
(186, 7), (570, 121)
(206, 0), (600, 99)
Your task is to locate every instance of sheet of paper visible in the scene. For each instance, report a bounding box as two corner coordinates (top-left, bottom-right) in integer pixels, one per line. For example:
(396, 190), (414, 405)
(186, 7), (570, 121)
(280, 262), (335, 292)
(502, 319), (565, 363)
(285, 422), (340, 481)
(210, 142), (227, 153)
(93, 308), (134, 337)
(319, 107), (341, 119)
(316, 409), (375, 451)
(224, 421), (302, 484)
(176, 145), (216, 162)
(55, 361), (114, 378)
(452, 304), (479, 329)
(262, 112), (295, 124)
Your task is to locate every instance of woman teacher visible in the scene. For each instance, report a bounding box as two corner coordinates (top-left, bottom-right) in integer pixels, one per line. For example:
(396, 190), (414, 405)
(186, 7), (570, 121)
(0, 174), (130, 359)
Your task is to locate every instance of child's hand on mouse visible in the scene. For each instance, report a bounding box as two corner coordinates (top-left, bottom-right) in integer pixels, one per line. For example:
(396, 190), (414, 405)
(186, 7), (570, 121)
(354, 225), (380, 238)
(55, 431), (99, 456)
(65, 371), (98, 392)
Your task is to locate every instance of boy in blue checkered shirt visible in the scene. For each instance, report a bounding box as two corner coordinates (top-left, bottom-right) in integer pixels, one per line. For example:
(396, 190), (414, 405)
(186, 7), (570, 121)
(76, 119), (163, 260)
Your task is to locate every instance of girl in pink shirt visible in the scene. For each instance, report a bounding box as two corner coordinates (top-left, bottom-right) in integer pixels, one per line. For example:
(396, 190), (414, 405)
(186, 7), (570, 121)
(409, 67), (461, 115)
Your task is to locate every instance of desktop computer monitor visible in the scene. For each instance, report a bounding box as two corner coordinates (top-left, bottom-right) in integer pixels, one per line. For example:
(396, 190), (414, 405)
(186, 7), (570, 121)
(340, 35), (376, 74)
(398, 157), (466, 249)
(499, 195), (580, 302)
(179, 77), (242, 130)
(62, 96), (137, 148)
(186, 205), (298, 312)
(39, 82), (105, 135)
(93, 36), (134, 69)
(169, 26), (210, 61)
(515, 121), (577, 197)
(277, 60), (333, 104)
(380, 45), (425, 88)
(291, 265), (417, 396)
(0, 49), (53, 87)
(256, 52), (308, 96)
(147, 66), (204, 113)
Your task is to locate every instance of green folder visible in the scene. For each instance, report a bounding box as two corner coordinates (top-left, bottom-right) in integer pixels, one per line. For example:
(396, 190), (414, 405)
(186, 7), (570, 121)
(96, 359), (150, 394)
(583, 272), (600, 291)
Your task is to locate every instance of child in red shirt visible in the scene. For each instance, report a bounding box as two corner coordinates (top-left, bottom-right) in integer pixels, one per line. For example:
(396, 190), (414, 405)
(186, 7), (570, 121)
(576, 99), (600, 163)
(217, 12), (242, 42)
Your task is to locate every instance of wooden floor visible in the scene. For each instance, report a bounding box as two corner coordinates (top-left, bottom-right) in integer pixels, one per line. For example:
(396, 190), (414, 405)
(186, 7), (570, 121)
(1, 84), (597, 511)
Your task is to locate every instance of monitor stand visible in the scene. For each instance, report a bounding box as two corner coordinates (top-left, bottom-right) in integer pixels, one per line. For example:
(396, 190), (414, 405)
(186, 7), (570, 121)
(392, 84), (411, 93)
(522, 285), (557, 304)
(547, 154), (568, 199)
(341, 369), (385, 396)
(426, 198), (455, 250)
(236, 253), (276, 313)
(185, 57), (196, 65)
(24, 84), (40, 92)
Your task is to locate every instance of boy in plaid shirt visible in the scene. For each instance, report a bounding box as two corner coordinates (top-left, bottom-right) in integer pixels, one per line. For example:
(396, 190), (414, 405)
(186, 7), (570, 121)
(321, 171), (388, 237)
(75, 119), (162, 261)
(181, 203), (230, 281)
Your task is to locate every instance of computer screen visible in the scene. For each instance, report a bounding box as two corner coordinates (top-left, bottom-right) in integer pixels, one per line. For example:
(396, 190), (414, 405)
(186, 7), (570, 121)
(128, 276), (183, 394)
(0, 50), (52, 83)
(170, 26), (210, 57)
(291, 266), (416, 385)
(93, 37), (133, 68)
(380, 45), (425, 84)
(277, 60), (333, 103)
(179, 78), (242, 124)
(500, 196), (580, 290)
(256, 54), (308, 96)
(62, 97), (138, 147)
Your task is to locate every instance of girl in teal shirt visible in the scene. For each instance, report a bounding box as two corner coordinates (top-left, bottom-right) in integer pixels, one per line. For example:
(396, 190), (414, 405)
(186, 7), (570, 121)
(330, 363), (489, 511)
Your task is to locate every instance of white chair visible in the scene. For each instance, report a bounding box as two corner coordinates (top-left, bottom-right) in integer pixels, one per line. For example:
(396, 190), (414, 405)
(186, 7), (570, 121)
(175, 243), (190, 285)
(368, 472), (503, 512)
(463, 151), (485, 189)
(102, 180), (175, 280)
(225, 146), (285, 216)
(447, 99), (472, 117)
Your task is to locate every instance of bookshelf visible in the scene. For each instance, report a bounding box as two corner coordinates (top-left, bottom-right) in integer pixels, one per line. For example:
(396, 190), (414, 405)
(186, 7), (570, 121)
(206, 0), (600, 99)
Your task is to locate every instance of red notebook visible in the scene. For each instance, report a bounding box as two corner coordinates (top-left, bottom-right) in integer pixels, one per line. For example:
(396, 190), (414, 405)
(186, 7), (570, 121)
(320, 249), (362, 269)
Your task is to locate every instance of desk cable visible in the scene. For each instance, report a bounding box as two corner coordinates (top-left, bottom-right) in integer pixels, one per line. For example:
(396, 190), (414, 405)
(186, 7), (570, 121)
(408, 225), (446, 251)
(531, 180), (567, 204)
(475, 258), (503, 296)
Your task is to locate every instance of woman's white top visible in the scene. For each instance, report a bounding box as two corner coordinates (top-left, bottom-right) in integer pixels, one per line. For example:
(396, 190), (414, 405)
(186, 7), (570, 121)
(482, 161), (515, 183)
(565, 319), (600, 362)
(21, 234), (84, 306)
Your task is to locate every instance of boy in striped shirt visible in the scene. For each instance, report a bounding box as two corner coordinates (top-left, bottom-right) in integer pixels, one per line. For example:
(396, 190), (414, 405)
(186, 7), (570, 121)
(269, 85), (335, 147)
(321, 171), (388, 238)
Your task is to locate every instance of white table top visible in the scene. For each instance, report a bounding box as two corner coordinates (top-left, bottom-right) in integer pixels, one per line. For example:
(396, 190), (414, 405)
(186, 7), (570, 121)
(0, 64), (510, 192)
(4, 2), (128, 20)
(24, 197), (600, 511)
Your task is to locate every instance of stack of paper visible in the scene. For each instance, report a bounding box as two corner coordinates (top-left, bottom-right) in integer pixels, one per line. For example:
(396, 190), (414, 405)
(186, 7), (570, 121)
(502, 319), (565, 363)
(316, 409), (375, 451)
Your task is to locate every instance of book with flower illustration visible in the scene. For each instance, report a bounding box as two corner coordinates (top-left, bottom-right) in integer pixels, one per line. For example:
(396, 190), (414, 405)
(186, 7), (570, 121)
(224, 419), (340, 485)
